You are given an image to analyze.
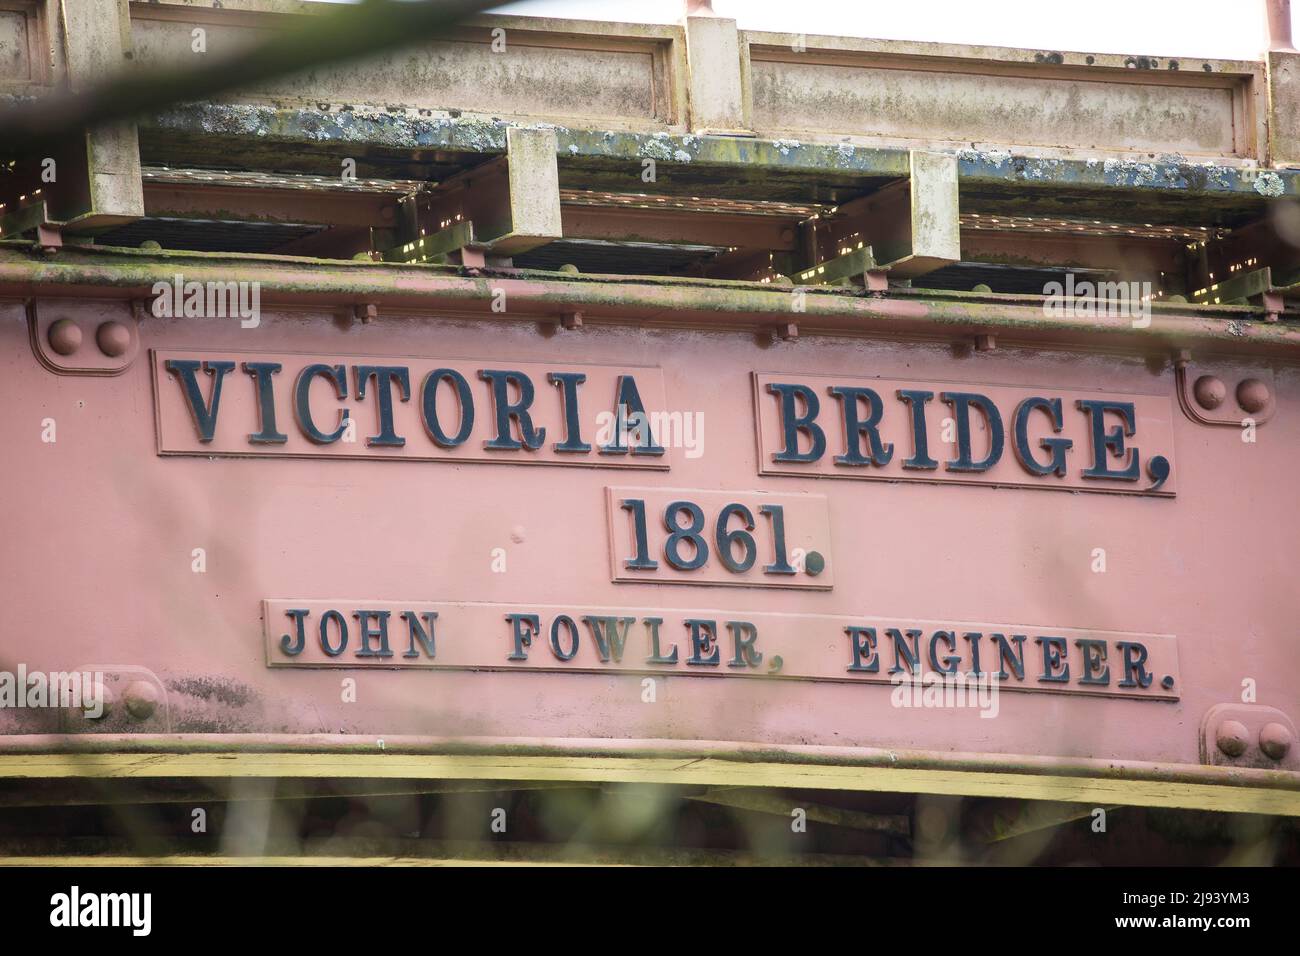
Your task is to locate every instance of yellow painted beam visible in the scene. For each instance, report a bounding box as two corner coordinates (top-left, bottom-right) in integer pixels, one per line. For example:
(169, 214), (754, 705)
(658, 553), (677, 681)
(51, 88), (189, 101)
(0, 752), (1296, 816)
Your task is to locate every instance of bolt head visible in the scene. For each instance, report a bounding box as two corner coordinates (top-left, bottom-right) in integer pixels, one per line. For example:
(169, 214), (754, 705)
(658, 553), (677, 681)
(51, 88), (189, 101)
(1216, 719), (1249, 757)
(48, 319), (82, 356)
(1259, 722), (1293, 760)
(123, 680), (160, 720)
(96, 320), (131, 357)
(1236, 378), (1270, 414)
(1193, 375), (1226, 410)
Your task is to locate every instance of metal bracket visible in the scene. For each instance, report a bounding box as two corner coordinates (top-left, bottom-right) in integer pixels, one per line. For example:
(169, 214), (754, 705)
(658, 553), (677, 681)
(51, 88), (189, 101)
(1200, 703), (1296, 771)
(0, 198), (54, 240)
(789, 246), (879, 288)
(1187, 265), (1273, 305)
(28, 298), (141, 376)
(62, 664), (171, 734)
(382, 219), (479, 264)
(1172, 351), (1276, 426)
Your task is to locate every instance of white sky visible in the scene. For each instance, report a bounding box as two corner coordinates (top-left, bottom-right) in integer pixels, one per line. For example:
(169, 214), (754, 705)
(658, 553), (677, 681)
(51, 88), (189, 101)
(488, 0), (1283, 60)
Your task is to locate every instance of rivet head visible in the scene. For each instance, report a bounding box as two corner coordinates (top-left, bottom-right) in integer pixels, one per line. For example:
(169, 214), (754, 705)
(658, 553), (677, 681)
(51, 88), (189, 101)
(1216, 719), (1249, 757)
(1259, 722), (1293, 760)
(96, 320), (131, 357)
(123, 681), (160, 720)
(1236, 378), (1270, 414)
(81, 681), (114, 720)
(47, 319), (82, 356)
(1193, 374), (1226, 409)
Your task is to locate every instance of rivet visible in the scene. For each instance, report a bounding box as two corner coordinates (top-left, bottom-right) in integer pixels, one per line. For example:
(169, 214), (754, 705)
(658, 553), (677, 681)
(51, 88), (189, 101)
(47, 319), (82, 356)
(96, 320), (131, 357)
(123, 680), (160, 720)
(82, 680), (114, 720)
(1215, 719), (1249, 757)
(1259, 722), (1293, 760)
(1236, 378), (1270, 414)
(1193, 374), (1226, 410)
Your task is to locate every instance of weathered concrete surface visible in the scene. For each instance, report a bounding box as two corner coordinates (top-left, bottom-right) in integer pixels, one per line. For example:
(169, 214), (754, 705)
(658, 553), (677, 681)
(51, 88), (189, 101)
(1269, 50), (1300, 167)
(109, 3), (1271, 166)
(903, 150), (960, 275)
(0, 4), (38, 86)
(128, 9), (680, 129)
(683, 15), (748, 134)
(60, 0), (144, 227)
(501, 126), (562, 253)
(139, 102), (1296, 222)
(750, 53), (1243, 158)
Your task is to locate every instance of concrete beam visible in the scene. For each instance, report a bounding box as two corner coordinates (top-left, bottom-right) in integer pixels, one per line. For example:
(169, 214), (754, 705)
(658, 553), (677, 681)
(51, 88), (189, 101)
(500, 126), (562, 254)
(398, 127), (562, 260)
(143, 103), (1294, 214)
(58, 0), (144, 231)
(1268, 50), (1300, 166)
(804, 151), (960, 281)
(683, 15), (750, 134)
(901, 150), (961, 276)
